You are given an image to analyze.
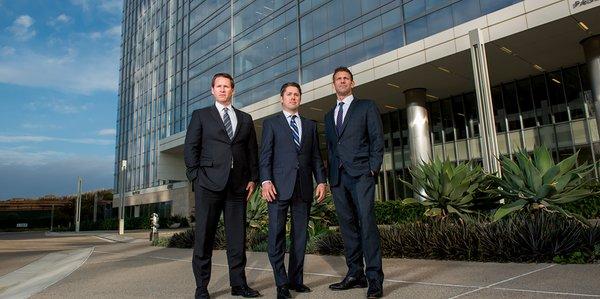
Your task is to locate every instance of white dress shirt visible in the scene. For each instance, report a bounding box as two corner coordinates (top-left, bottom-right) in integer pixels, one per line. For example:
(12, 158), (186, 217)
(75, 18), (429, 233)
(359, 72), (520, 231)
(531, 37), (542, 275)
(283, 110), (302, 144)
(262, 111), (302, 186)
(215, 101), (237, 136)
(334, 94), (354, 126)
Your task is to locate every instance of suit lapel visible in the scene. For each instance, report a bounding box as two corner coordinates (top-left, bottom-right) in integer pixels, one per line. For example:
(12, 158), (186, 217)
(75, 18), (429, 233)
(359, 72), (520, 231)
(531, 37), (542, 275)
(209, 105), (230, 142)
(232, 107), (243, 142)
(338, 99), (357, 139)
(299, 116), (309, 151)
(277, 113), (297, 150)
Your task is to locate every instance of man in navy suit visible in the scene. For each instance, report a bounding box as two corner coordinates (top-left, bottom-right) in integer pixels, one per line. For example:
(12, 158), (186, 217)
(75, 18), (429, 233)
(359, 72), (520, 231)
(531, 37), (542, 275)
(324, 67), (384, 298)
(184, 73), (260, 299)
(259, 82), (327, 299)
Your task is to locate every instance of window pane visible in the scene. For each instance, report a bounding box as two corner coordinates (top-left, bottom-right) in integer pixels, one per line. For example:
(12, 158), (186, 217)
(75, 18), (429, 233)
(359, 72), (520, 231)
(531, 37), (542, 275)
(452, 0), (480, 25)
(404, 0), (425, 20)
(427, 6), (452, 35)
(405, 17), (427, 44)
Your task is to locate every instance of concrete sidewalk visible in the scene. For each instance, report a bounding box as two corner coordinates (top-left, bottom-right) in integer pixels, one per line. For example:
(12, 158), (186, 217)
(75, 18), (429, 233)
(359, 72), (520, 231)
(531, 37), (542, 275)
(18, 231), (600, 299)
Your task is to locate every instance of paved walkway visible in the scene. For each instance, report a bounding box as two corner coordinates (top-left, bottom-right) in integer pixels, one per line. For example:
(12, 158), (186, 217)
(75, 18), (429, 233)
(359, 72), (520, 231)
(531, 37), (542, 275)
(1, 231), (599, 298)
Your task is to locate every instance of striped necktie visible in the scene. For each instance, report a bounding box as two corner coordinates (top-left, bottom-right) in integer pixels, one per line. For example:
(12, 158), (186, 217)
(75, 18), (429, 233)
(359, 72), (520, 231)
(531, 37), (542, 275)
(222, 107), (233, 140)
(336, 102), (344, 136)
(290, 115), (300, 151)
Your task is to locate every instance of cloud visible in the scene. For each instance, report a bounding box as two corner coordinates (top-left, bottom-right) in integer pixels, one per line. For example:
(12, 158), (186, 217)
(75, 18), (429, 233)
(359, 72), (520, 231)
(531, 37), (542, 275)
(49, 13), (72, 26)
(106, 25), (121, 37)
(0, 147), (72, 166)
(0, 47), (119, 94)
(26, 98), (91, 114)
(98, 128), (116, 136)
(0, 153), (114, 199)
(21, 122), (63, 130)
(8, 15), (36, 41)
(89, 25), (121, 40)
(71, 0), (122, 14)
(0, 135), (114, 146)
(1, 46), (15, 56)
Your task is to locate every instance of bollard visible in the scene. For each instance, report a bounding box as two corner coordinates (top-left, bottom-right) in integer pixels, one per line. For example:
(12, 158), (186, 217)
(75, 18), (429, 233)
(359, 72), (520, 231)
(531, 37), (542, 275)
(149, 213), (159, 241)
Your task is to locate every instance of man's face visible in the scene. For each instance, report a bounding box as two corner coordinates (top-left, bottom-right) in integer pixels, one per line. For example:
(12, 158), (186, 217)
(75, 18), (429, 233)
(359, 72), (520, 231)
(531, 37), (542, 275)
(280, 86), (301, 112)
(333, 71), (354, 97)
(211, 76), (234, 104)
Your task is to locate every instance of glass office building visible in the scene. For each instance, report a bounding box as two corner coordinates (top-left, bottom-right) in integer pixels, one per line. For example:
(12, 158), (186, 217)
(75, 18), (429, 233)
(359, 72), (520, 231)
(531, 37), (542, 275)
(115, 0), (600, 214)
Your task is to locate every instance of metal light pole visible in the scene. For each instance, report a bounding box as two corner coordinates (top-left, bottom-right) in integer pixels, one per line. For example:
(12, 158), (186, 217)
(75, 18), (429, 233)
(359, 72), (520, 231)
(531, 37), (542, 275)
(93, 193), (98, 223)
(119, 160), (127, 235)
(75, 177), (82, 232)
(50, 204), (54, 232)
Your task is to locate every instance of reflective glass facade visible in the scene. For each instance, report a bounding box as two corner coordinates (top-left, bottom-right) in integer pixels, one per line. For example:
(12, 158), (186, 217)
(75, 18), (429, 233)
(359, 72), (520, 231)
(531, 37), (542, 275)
(115, 0), (521, 193)
(379, 64), (599, 200)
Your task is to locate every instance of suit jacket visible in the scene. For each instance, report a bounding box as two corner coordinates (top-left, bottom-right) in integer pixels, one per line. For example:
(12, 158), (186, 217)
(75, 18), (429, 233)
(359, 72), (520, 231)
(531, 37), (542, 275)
(184, 105), (259, 193)
(259, 112), (326, 202)
(324, 98), (384, 186)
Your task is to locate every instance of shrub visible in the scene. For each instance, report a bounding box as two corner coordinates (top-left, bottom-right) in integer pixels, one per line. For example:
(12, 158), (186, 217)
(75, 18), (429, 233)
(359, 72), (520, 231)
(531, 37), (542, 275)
(374, 200), (426, 224)
(168, 228), (195, 248)
(492, 146), (596, 223)
(401, 158), (498, 220)
(314, 212), (600, 263)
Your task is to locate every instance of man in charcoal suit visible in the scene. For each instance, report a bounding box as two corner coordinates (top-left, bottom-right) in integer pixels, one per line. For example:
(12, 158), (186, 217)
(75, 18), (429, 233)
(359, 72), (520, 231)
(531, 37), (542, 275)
(324, 67), (385, 298)
(259, 82), (327, 299)
(184, 73), (260, 299)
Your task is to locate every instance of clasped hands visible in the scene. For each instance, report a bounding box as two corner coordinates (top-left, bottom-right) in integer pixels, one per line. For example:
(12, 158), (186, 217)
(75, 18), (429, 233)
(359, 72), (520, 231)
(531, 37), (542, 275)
(261, 181), (327, 203)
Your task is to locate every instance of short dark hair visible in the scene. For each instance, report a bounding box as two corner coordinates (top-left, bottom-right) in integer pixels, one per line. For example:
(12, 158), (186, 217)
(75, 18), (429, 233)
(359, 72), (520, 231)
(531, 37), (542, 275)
(279, 82), (302, 97)
(332, 66), (353, 81)
(211, 73), (235, 89)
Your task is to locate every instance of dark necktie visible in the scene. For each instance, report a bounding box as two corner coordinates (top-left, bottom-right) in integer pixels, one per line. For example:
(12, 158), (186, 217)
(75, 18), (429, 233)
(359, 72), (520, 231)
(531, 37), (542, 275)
(290, 115), (300, 151)
(336, 102), (344, 136)
(222, 107), (233, 139)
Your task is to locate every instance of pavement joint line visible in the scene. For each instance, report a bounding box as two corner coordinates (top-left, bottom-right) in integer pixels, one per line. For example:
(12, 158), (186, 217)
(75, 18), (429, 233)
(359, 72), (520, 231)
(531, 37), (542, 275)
(448, 264), (556, 299)
(493, 286), (600, 297)
(93, 236), (116, 243)
(147, 256), (483, 290)
(0, 246), (95, 298)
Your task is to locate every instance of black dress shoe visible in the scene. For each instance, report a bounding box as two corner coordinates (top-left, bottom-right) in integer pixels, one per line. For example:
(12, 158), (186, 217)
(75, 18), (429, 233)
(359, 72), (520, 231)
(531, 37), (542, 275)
(366, 280), (383, 298)
(231, 285), (261, 297)
(277, 286), (292, 299)
(329, 276), (368, 290)
(290, 283), (311, 292)
(195, 287), (210, 299)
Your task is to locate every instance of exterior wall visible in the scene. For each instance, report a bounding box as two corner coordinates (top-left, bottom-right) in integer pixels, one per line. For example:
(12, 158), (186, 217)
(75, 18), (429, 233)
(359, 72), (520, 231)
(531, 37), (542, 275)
(116, 0), (600, 213)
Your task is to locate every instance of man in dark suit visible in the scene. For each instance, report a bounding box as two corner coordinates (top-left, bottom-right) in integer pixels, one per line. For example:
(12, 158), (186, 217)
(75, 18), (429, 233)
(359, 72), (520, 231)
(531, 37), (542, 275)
(184, 73), (260, 299)
(259, 82), (327, 299)
(324, 67), (384, 298)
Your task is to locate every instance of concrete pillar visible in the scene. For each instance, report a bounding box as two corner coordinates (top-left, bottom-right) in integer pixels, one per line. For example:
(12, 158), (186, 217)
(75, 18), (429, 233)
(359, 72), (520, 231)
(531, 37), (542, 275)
(581, 34), (600, 137)
(405, 88), (432, 167)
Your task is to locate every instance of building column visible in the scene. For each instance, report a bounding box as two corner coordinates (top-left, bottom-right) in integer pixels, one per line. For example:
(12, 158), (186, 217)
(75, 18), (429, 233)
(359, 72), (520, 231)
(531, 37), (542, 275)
(581, 34), (600, 136)
(405, 88), (431, 167)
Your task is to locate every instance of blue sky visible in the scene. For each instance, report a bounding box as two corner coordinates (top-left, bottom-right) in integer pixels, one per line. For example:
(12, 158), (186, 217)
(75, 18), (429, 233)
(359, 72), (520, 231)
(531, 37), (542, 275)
(0, 0), (122, 199)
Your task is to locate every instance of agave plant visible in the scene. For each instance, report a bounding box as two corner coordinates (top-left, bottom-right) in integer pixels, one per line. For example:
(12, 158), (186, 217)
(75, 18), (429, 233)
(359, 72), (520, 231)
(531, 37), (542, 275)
(401, 157), (494, 220)
(246, 186), (269, 232)
(492, 146), (596, 223)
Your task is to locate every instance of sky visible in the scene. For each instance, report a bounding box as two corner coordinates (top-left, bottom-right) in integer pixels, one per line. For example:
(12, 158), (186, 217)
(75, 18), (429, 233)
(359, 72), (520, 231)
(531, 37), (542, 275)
(0, 0), (123, 199)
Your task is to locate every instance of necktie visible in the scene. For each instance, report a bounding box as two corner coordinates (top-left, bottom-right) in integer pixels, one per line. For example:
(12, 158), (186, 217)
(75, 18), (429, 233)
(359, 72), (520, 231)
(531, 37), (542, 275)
(222, 107), (233, 139)
(290, 115), (300, 151)
(336, 102), (344, 136)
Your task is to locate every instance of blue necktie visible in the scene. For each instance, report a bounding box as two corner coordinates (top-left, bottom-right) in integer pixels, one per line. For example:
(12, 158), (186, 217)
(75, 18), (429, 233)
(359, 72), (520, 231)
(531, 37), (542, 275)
(222, 107), (233, 140)
(290, 115), (300, 151)
(336, 102), (344, 136)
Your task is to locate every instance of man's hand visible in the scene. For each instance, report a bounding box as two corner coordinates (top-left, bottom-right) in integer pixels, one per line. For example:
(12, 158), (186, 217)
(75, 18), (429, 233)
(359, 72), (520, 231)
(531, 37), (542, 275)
(246, 181), (256, 201)
(261, 181), (277, 202)
(315, 183), (327, 203)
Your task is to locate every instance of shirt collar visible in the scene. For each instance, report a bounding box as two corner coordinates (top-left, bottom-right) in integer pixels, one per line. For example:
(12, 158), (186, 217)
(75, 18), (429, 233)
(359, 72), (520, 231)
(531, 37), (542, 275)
(283, 110), (299, 119)
(215, 101), (232, 112)
(337, 94), (354, 107)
